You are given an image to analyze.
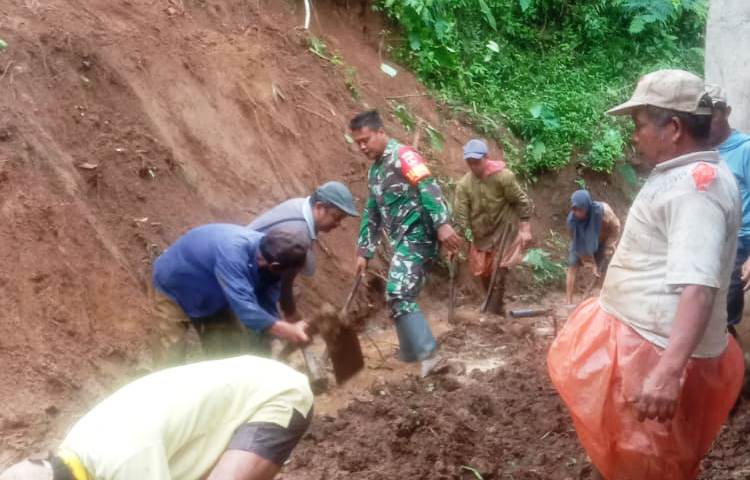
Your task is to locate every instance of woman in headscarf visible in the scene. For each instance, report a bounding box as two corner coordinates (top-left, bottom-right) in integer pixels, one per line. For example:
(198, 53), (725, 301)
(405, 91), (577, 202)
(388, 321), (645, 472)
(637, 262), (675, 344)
(566, 189), (621, 304)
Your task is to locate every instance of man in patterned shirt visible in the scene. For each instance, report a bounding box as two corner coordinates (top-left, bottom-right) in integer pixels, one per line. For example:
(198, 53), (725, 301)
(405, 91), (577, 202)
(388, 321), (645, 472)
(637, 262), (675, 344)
(350, 110), (462, 377)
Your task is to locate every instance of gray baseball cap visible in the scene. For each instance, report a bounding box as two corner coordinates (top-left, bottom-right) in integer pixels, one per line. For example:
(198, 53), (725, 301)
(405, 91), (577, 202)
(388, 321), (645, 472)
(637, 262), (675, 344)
(607, 69), (712, 116)
(463, 139), (488, 160)
(315, 181), (359, 217)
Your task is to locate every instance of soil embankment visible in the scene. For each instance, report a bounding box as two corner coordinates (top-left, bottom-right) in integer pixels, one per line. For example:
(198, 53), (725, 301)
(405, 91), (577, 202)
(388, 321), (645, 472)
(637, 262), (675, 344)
(5, 2), (744, 479)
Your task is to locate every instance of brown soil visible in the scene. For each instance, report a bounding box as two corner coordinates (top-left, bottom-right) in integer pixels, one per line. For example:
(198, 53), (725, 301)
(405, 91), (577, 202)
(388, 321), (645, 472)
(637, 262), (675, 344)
(284, 298), (590, 480)
(285, 296), (750, 480)
(0, 0), (462, 462)
(2, 0), (748, 478)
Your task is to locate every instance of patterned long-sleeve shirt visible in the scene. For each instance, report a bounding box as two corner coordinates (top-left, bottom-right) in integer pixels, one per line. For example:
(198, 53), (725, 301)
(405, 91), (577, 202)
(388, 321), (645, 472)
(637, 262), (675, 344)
(357, 139), (450, 258)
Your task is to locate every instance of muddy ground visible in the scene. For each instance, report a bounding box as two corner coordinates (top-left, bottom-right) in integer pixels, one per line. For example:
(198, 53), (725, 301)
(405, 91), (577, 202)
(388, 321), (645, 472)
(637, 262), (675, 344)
(280, 293), (750, 480)
(1, 0), (749, 478)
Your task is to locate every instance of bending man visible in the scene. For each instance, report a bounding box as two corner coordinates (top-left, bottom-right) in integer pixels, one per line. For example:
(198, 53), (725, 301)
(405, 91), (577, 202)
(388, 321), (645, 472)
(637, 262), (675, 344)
(152, 225), (310, 363)
(0, 355), (313, 480)
(249, 181), (358, 324)
(565, 189), (620, 305)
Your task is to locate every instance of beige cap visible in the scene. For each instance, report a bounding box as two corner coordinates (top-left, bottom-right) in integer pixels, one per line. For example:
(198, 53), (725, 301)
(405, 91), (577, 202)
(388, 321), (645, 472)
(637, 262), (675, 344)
(0, 460), (53, 480)
(705, 83), (728, 106)
(607, 69), (712, 116)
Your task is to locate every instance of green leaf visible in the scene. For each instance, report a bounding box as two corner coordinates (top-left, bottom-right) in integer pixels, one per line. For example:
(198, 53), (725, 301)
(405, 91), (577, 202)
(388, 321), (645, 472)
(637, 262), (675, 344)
(477, 0), (497, 31)
(408, 32), (421, 50)
(628, 15), (648, 34)
(392, 103), (416, 132)
(519, 0), (532, 13)
(425, 125), (445, 152)
(527, 139), (546, 161)
(486, 40), (500, 53)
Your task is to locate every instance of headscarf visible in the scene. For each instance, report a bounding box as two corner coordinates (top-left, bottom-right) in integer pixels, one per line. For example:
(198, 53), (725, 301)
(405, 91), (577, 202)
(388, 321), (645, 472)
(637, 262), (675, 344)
(567, 190), (603, 257)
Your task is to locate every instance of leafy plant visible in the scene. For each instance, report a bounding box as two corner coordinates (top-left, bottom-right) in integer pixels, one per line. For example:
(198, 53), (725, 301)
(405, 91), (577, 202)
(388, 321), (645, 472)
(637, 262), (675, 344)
(391, 102), (417, 132)
(585, 126), (625, 172)
(377, 0), (707, 175)
(425, 124), (445, 152)
(345, 66), (360, 101)
(307, 35), (342, 65)
(523, 248), (566, 284)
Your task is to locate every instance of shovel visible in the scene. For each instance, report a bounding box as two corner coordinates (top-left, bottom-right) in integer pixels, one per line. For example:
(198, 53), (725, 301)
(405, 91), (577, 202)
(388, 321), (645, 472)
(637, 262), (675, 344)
(327, 274), (365, 383)
(481, 223), (514, 313)
(276, 275), (365, 385)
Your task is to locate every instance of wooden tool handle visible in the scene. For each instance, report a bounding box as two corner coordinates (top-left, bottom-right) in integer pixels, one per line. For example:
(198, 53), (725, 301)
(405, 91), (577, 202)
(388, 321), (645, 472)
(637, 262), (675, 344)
(340, 273), (364, 318)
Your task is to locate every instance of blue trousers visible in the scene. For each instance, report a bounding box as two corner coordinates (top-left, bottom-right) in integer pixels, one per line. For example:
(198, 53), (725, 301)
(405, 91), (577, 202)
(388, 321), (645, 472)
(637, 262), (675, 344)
(727, 236), (750, 326)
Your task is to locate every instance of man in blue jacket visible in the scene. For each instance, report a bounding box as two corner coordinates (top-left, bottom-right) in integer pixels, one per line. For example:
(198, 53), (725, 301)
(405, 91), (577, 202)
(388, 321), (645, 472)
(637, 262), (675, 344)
(707, 84), (750, 335)
(152, 225), (311, 363)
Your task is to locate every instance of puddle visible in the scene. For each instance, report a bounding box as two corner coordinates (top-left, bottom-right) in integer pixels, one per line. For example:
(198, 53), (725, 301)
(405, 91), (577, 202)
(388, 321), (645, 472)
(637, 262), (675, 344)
(463, 355), (507, 372)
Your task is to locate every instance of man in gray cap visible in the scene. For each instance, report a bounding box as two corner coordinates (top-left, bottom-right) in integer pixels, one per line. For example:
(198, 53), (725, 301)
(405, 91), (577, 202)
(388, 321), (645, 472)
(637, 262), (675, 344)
(705, 84), (750, 335)
(453, 139), (533, 314)
(249, 181), (358, 324)
(548, 69), (744, 480)
(152, 224), (312, 362)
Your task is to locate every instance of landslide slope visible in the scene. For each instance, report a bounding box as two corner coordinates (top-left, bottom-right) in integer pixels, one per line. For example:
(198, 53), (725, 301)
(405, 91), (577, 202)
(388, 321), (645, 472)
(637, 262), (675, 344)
(0, 0), (475, 462)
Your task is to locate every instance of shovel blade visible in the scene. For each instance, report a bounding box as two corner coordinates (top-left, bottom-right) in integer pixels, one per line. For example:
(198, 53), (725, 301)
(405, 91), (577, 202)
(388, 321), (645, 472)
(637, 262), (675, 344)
(323, 326), (364, 384)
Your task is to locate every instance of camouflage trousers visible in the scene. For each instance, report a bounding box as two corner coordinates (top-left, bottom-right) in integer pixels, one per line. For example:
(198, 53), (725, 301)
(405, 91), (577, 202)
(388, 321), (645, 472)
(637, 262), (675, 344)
(386, 230), (437, 319)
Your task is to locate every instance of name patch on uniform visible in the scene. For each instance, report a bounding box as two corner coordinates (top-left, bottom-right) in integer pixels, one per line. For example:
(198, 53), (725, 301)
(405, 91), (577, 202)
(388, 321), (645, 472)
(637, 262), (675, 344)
(691, 162), (716, 192)
(398, 146), (431, 186)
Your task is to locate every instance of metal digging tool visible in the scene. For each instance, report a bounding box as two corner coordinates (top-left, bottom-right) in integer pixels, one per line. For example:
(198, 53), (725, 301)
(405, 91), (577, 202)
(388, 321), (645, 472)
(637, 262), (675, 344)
(276, 275), (365, 387)
(509, 308), (552, 318)
(480, 223), (514, 313)
(326, 274), (366, 384)
(448, 256), (457, 323)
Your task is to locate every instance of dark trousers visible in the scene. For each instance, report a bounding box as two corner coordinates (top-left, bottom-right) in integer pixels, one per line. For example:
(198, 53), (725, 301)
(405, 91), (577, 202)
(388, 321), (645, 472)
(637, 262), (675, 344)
(727, 237), (750, 327)
(192, 308), (272, 359)
(482, 268), (508, 315)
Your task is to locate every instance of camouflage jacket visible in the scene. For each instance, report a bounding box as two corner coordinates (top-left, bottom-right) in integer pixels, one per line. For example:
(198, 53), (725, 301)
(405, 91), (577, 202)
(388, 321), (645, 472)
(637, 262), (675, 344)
(357, 139), (451, 258)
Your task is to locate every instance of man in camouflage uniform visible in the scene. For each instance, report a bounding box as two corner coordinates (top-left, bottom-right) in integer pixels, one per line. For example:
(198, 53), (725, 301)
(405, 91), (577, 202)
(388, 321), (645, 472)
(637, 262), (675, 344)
(350, 110), (462, 377)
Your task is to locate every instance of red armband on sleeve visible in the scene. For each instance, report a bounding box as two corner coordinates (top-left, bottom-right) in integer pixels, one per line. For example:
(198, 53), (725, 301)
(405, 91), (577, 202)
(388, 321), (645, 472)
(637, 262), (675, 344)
(692, 162), (716, 192)
(398, 146), (431, 186)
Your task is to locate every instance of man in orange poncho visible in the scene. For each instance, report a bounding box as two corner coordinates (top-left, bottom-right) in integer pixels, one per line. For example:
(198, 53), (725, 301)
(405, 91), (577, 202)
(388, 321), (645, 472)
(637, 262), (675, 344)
(548, 69), (745, 480)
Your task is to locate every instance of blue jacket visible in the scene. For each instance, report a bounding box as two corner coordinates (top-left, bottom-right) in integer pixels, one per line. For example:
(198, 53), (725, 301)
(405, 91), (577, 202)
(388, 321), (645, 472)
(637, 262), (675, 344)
(719, 130), (750, 238)
(152, 224), (280, 332)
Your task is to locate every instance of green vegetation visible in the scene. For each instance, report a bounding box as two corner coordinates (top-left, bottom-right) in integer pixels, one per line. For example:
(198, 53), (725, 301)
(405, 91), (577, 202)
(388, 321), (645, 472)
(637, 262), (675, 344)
(377, 0), (708, 175)
(307, 35), (343, 65)
(523, 247), (566, 284)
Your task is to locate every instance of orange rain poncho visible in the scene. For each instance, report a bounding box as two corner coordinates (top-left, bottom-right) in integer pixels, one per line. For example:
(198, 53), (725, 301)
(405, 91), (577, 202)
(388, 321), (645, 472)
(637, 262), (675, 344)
(548, 299), (744, 480)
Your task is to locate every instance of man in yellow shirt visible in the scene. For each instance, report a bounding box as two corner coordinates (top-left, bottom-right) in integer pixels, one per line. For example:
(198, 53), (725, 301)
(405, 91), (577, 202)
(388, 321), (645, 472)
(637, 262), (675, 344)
(0, 356), (313, 480)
